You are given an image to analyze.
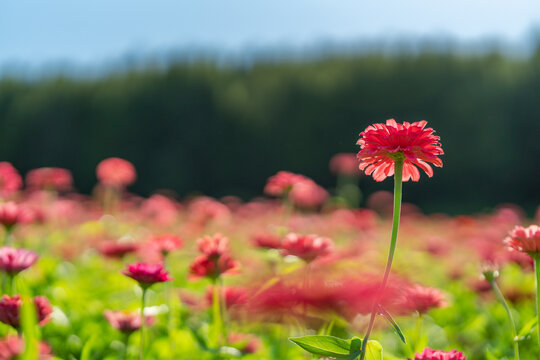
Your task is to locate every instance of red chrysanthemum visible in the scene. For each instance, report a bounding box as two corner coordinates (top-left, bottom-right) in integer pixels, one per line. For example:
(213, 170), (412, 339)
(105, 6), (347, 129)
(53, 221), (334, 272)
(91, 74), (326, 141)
(25, 167), (73, 192)
(96, 157), (136, 187)
(0, 247), (39, 275)
(122, 262), (172, 288)
(396, 284), (447, 315)
(504, 225), (540, 254)
(189, 254), (240, 280)
(0, 163), (22, 198)
(104, 310), (154, 334)
(281, 233), (334, 262)
(357, 119), (443, 182)
(411, 348), (466, 360)
(0, 295), (52, 329)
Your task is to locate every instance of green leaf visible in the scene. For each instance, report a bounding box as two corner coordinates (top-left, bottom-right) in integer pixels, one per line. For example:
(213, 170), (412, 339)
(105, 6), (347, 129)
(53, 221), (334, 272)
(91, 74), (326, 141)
(378, 305), (406, 344)
(80, 335), (97, 360)
(485, 348), (499, 360)
(289, 335), (361, 359)
(517, 318), (537, 340)
(365, 340), (383, 360)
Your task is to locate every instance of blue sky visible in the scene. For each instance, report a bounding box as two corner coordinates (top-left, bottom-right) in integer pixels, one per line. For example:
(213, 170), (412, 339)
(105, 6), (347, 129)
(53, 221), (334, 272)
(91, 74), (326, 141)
(1, 0), (540, 67)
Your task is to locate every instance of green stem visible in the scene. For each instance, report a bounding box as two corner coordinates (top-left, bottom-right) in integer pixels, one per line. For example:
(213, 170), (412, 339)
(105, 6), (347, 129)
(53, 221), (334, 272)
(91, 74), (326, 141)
(360, 159), (403, 360)
(212, 277), (223, 347)
(123, 333), (131, 360)
(489, 279), (520, 360)
(139, 287), (147, 360)
(415, 313), (423, 354)
(535, 256), (540, 348)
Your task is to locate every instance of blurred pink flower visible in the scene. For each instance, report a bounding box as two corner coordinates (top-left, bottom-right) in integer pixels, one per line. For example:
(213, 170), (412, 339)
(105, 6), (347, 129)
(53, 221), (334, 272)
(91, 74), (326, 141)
(396, 284), (447, 315)
(122, 263), (172, 288)
(0, 163), (22, 198)
(104, 310), (154, 334)
(96, 157), (136, 187)
(251, 233), (282, 250)
(0, 336), (52, 360)
(329, 153), (360, 176)
(281, 233), (334, 262)
(0, 295), (52, 329)
(189, 254), (240, 280)
(140, 194), (179, 226)
(288, 180), (329, 209)
(504, 225), (540, 254)
(411, 348), (466, 360)
(264, 171), (309, 197)
(227, 333), (262, 354)
(0, 247), (38, 275)
(25, 167), (73, 192)
(205, 286), (248, 309)
(0, 202), (33, 229)
(148, 233), (183, 256)
(197, 233), (229, 260)
(98, 241), (138, 259)
(357, 119), (443, 182)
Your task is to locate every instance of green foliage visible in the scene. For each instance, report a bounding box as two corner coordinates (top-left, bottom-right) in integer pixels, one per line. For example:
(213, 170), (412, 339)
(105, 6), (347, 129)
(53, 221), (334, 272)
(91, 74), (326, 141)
(289, 335), (382, 360)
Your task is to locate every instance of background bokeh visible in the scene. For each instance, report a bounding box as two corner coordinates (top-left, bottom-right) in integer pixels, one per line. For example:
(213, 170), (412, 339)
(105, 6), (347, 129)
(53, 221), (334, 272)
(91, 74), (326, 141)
(1, 1), (540, 214)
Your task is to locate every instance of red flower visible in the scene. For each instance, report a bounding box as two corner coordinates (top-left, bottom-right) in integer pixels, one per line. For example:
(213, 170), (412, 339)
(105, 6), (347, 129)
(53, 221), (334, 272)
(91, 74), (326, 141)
(288, 180), (329, 209)
(0, 202), (32, 229)
(264, 171), (309, 197)
(251, 233), (282, 250)
(357, 119), (443, 182)
(96, 157), (136, 187)
(227, 333), (262, 354)
(410, 348), (466, 360)
(0, 247), (39, 275)
(504, 225), (540, 254)
(0, 295), (52, 329)
(148, 234), (183, 256)
(104, 310), (154, 334)
(25, 167), (73, 192)
(197, 233), (229, 259)
(98, 241), (138, 259)
(189, 254), (240, 280)
(122, 263), (172, 288)
(0, 163), (22, 198)
(0, 336), (52, 360)
(281, 233), (334, 262)
(329, 153), (361, 176)
(396, 284), (447, 315)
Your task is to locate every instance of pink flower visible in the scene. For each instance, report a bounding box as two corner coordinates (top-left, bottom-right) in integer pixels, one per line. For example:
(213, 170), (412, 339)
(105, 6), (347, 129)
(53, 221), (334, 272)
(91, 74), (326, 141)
(357, 119), (443, 182)
(205, 286), (248, 309)
(0, 295), (52, 329)
(122, 263), (172, 288)
(104, 310), (154, 334)
(148, 234), (183, 256)
(227, 333), (262, 354)
(25, 167), (73, 192)
(281, 233), (334, 262)
(0, 163), (22, 198)
(197, 233), (229, 259)
(396, 284), (447, 315)
(411, 348), (466, 360)
(98, 241), (138, 259)
(288, 180), (329, 209)
(96, 157), (136, 187)
(189, 254), (240, 280)
(504, 225), (540, 254)
(264, 171), (309, 197)
(0, 247), (39, 275)
(251, 233), (282, 250)
(329, 153), (361, 176)
(0, 202), (32, 228)
(0, 336), (52, 360)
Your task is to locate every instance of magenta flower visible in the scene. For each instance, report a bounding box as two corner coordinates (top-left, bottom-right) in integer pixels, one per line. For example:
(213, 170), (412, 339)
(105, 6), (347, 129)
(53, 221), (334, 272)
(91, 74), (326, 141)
(0, 247), (39, 275)
(122, 263), (172, 288)
(104, 310), (154, 335)
(504, 224), (540, 254)
(0, 295), (52, 329)
(0, 335), (52, 359)
(281, 233), (334, 263)
(189, 254), (240, 280)
(0, 162), (22, 198)
(410, 348), (466, 360)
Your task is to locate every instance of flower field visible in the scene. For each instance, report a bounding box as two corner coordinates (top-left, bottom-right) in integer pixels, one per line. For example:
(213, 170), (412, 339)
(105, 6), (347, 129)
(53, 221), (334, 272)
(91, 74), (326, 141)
(0, 120), (538, 360)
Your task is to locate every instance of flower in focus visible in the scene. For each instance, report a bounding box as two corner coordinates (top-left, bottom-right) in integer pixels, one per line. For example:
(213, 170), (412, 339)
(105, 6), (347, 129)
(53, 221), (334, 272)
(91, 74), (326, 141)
(0, 163), (22, 198)
(329, 153), (361, 177)
(122, 263), (172, 288)
(104, 310), (154, 334)
(197, 233), (229, 259)
(25, 167), (73, 192)
(410, 348), (466, 360)
(281, 233), (334, 262)
(0, 335), (52, 360)
(227, 333), (262, 354)
(98, 241), (138, 259)
(189, 254), (240, 280)
(96, 157), (136, 187)
(264, 171), (309, 197)
(251, 233), (282, 250)
(396, 284), (447, 315)
(357, 119), (443, 182)
(288, 180), (329, 209)
(0, 247), (39, 275)
(504, 225), (540, 254)
(148, 233), (183, 256)
(0, 295), (52, 329)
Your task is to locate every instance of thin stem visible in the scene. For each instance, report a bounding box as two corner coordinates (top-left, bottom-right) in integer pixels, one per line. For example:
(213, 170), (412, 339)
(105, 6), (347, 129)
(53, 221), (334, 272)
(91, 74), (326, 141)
(415, 313), (423, 354)
(212, 277), (223, 347)
(139, 287), (147, 360)
(219, 276), (228, 339)
(489, 279), (520, 360)
(535, 256), (540, 347)
(123, 333), (131, 360)
(360, 159), (403, 360)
